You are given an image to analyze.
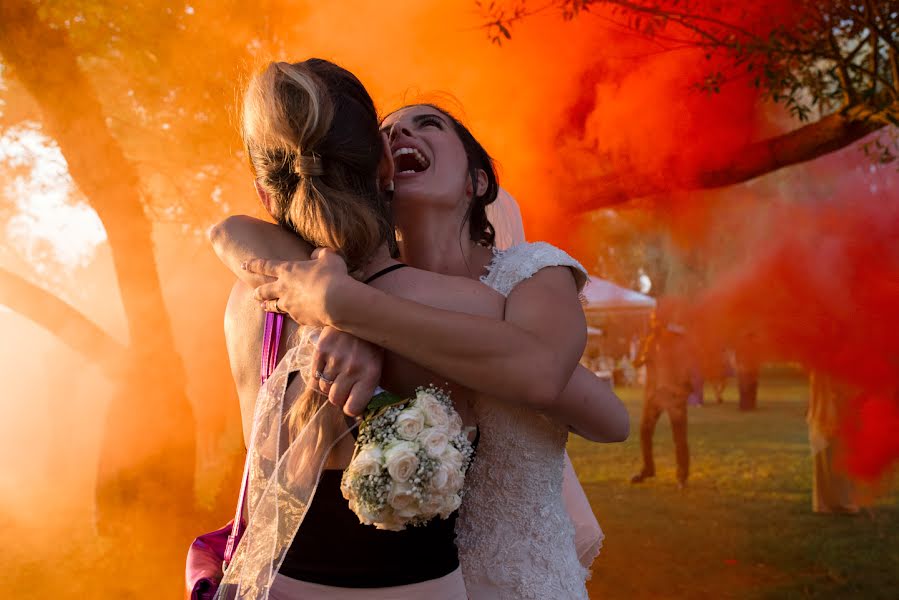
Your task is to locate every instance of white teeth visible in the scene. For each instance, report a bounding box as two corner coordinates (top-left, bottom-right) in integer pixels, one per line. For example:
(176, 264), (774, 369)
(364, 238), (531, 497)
(392, 146), (430, 170)
(398, 169), (416, 175)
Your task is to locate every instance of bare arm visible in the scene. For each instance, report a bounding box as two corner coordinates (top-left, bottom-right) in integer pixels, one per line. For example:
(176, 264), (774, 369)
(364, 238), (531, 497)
(213, 216), (382, 416)
(548, 366), (629, 442)
(209, 215), (312, 287)
(329, 264), (628, 442)
(214, 216), (627, 441)
(250, 251), (587, 411)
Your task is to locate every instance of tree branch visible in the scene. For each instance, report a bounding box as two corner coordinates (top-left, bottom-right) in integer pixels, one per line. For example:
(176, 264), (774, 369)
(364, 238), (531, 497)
(0, 0), (188, 387)
(830, 30), (858, 105)
(566, 106), (888, 211)
(0, 267), (125, 377)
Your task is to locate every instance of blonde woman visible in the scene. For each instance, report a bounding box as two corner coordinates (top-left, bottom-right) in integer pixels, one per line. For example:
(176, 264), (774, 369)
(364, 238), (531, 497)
(214, 58), (626, 599)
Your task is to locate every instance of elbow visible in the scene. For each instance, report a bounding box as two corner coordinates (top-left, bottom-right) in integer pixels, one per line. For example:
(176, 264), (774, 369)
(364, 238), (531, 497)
(603, 391), (631, 442)
(523, 365), (571, 412)
(609, 411), (630, 442)
(207, 218), (231, 252)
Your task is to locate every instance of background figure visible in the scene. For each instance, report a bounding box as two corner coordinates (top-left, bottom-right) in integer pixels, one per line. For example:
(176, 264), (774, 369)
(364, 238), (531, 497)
(708, 349), (734, 403)
(688, 365), (704, 407)
(631, 304), (693, 488)
(807, 372), (861, 514)
(735, 339), (760, 411)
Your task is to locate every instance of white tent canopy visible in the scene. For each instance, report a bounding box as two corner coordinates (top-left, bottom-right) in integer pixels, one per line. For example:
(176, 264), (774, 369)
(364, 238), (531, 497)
(582, 276), (656, 313)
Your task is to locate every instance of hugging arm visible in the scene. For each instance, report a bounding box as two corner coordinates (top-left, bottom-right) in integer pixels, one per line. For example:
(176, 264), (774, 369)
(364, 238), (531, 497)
(210, 216), (381, 415)
(213, 215), (627, 441)
(209, 215), (313, 288)
(323, 264), (627, 442)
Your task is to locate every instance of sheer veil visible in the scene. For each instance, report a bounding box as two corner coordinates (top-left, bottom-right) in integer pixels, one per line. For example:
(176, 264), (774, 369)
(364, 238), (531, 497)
(217, 327), (355, 599)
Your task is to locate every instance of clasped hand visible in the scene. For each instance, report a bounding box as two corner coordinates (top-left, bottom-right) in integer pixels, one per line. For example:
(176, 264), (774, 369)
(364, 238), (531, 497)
(244, 247), (349, 328)
(243, 249), (381, 416)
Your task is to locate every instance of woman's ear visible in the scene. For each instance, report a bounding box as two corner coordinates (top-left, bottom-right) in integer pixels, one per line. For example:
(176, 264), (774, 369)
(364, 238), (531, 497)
(254, 179), (275, 216)
(379, 132), (396, 192)
(475, 169), (488, 197)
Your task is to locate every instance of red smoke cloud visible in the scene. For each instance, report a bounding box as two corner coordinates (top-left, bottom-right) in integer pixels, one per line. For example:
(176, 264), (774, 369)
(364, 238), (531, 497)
(689, 175), (899, 478)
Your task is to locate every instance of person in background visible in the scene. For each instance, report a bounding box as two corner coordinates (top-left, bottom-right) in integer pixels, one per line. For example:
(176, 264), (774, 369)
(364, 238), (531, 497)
(807, 371), (862, 514)
(631, 301), (693, 488)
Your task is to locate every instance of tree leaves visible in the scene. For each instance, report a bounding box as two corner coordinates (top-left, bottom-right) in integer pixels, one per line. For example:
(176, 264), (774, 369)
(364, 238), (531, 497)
(478, 0), (898, 133)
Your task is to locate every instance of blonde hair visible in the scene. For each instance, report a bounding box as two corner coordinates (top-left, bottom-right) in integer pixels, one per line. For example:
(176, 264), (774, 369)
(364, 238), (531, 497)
(242, 59), (393, 439)
(242, 59), (392, 273)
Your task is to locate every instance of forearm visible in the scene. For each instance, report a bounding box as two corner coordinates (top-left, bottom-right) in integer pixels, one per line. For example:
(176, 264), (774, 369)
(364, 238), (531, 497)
(329, 281), (580, 409)
(544, 365), (630, 443)
(209, 215), (312, 287)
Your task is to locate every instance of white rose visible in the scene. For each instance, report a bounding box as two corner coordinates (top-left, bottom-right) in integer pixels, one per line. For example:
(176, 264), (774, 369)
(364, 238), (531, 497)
(351, 501), (381, 526)
(439, 493), (462, 519)
(384, 441), (420, 482)
(394, 407), (426, 440)
(350, 444), (383, 477)
(387, 480), (417, 511)
(442, 446), (464, 471)
(418, 495), (444, 517)
(417, 391), (440, 405)
(375, 511), (406, 531)
(447, 411), (463, 437)
(428, 463), (452, 494)
(395, 502), (421, 520)
(418, 396), (450, 430)
(418, 428), (450, 458)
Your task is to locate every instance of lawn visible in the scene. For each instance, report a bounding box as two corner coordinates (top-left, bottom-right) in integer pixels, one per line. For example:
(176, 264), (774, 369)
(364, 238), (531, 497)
(571, 375), (899, 600)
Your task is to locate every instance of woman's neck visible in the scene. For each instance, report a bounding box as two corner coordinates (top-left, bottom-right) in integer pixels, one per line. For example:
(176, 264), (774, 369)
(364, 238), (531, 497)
(359, 244), (399, 281)
(396, 204), (488, 278)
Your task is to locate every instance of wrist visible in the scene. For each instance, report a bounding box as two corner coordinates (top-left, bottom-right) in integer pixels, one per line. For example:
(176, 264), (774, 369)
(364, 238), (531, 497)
(325, 277), (371, 329)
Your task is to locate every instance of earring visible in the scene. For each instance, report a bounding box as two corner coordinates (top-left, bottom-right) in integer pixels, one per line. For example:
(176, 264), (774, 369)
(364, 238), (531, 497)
(386, 180), (395, 192)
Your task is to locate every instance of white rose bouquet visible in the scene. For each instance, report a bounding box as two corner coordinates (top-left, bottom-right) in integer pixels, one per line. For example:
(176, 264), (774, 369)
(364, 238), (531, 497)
(340, 386), (474, 531)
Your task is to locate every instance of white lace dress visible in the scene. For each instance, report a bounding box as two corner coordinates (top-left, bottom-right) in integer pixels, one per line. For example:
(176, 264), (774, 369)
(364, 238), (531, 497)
(455, 242), (591, 600)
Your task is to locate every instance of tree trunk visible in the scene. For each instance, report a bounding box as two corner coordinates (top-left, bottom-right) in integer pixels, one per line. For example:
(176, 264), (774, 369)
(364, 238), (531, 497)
(567, 107), (888, 211)
(0, 1), (196, 593)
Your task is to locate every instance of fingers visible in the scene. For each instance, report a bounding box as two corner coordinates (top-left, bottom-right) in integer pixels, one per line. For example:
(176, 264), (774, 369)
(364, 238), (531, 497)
(315, 343), (339, 394)
(344, 377), (378, 417)
(260, 299), (281, 313)
(242, 258), (286, 277)
(253, 281), (282, 302)
(327, 372), (354, 413)
(311, 345), (328, 388)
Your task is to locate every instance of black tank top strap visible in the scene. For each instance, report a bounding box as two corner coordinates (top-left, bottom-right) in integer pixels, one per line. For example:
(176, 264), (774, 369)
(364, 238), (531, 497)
(363, 263), (407, 284)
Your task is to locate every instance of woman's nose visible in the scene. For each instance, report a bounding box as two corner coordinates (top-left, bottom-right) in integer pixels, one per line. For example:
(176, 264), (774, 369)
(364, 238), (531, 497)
(388, 123), (412, 142)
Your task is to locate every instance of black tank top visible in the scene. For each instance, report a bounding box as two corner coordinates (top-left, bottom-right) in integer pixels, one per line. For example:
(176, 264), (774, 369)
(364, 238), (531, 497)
(278, 470), (459, 586)
(277, 261), (460, 587)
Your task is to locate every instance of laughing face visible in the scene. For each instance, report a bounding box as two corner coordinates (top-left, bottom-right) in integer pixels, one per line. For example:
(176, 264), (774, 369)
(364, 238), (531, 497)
(380, 105), (474, 213)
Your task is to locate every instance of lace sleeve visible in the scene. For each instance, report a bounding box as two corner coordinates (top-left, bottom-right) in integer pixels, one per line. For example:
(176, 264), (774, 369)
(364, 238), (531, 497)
(481, 241), (588, 297)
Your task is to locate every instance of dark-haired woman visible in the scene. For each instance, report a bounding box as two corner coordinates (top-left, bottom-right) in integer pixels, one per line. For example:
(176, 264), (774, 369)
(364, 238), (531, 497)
(214, 59), (626, 600)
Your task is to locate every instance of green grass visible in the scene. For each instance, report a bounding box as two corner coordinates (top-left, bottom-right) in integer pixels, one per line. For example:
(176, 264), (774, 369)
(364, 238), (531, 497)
(572, 377), (899, 600)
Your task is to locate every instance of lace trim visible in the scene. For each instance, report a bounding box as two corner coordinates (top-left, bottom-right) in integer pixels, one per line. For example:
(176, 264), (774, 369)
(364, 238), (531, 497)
(480, 242), (588, 297)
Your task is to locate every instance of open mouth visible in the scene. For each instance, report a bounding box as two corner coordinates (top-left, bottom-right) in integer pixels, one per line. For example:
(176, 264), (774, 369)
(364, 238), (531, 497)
(393, 147), (430, 175)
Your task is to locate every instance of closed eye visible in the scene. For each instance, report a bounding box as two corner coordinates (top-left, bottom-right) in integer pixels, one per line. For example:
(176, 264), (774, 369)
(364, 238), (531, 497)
(417, 115), (445, 130)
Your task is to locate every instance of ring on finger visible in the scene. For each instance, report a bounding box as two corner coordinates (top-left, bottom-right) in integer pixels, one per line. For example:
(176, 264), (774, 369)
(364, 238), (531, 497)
(315, 370), (335, 384)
